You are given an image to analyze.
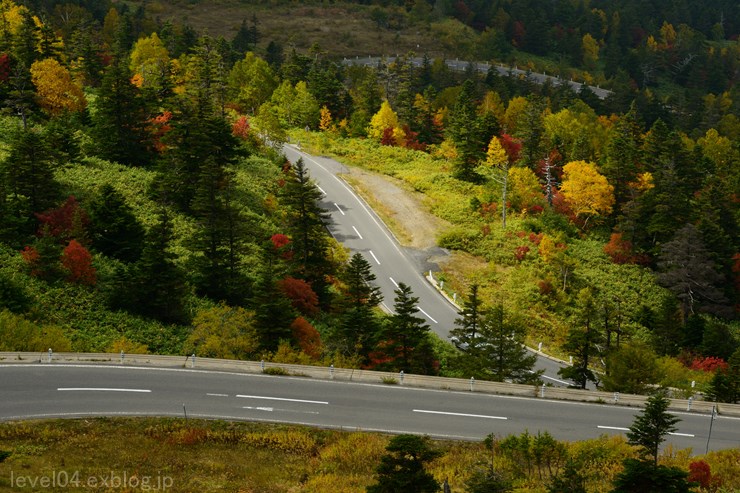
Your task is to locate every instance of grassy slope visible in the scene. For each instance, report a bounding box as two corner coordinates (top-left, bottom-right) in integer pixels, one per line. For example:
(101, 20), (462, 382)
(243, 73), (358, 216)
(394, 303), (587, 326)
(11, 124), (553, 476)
(140, 0), (445, 58)
(0, 418), (737, 492)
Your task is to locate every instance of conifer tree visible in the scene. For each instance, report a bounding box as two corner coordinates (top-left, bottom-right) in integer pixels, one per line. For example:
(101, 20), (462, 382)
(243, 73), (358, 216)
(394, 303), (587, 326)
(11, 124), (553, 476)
(280, 158), (332, 307)
(367, 435), (441, 493)
(87, 184), (144, 263)
(448, 79), (484, 181)
(376, 283), (436, 374)
(627, 390), (680, 465)
(338, 253), (382, 356)
(558, 289), (603, 389)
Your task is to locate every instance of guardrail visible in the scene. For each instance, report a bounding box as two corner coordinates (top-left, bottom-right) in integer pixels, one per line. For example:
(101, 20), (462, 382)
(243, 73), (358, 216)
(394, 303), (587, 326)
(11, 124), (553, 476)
(2, 351), (737, 417)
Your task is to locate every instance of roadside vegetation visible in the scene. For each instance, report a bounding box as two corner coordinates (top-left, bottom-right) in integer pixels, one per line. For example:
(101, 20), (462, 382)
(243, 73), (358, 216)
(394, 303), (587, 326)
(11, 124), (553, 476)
(0, 418), (738, 492)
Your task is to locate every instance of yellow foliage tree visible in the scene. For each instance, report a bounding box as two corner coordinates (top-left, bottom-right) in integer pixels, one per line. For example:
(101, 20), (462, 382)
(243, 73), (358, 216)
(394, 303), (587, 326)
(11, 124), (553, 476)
(368, 100), (403, 142)
(30, 58), (86, 115)
(319, 105), (333, 131)
(509, 167), (544, 211)
(185, 305), (259, 360)
(502, 96), (528, 134)
(129, 32), (170, 88)
(582, 33), (600, 68)
(0, 0), (27, 36)
(560, 160), (615, 224)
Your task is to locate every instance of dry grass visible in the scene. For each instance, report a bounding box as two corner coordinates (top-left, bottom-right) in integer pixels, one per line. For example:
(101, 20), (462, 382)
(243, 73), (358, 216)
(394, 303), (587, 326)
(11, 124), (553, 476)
(137, 1), (447, 58)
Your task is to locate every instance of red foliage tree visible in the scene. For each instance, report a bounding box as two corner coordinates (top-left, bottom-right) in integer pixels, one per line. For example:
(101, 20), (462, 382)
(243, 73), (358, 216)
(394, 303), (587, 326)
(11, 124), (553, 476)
(149, 111), (172, 153)
(499, 133), (522, 164)
(687, 460), (712, 490)
(290, 316), (322, 359)
(401, 125), (426, 151)
(689, 356), (728, 373)
(20, 246), (41, 276)
(35, 196), (90, 243)
(515, 245), (530, 261)
(0, 53), (10, 82)
(61, 240), (96, 285)
(232, 115), (250, 140)
(270, 233), (290, 249)
(278, 276), (319, 316)
(380, 127), (396, 146)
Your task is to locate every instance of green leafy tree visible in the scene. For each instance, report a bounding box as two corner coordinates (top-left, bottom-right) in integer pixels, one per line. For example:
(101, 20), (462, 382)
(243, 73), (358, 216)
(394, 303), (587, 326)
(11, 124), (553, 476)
(185, 305), (258, 360)
(228, 51), (276, 114)
(601, 344), (661, 394)
(367, 435), (441, 493)
(375, 283), (436, 374)
(558, 288), (603, 389)
(706, 348), (740, 404)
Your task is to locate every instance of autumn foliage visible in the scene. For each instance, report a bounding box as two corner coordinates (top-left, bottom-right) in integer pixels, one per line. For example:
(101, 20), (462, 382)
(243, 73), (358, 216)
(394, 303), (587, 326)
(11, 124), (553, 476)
(290, 316), (322, 359)
(279, 277), (319, 316)
(604, 232), (649, 265)
(36, 196), (90, 243)
(61, 240), (96, 285)
(30, 58), (87, 115)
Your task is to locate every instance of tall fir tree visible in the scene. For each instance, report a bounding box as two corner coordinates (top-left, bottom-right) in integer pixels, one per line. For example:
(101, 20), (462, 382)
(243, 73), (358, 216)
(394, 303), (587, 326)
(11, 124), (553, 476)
(448, 79), (484, 182)
(280, 158), (333, 307)
(558, 289), (603, 389)
(337, 253), (382, 357)
(375, 283), (436, 374)
(87, 184), (145, 262)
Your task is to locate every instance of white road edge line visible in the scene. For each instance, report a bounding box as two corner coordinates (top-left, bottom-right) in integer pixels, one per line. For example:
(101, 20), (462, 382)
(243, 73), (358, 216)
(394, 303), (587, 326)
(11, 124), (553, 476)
(317, 186), (326, 195)
(669, 432), (695, 437)
(207, 393), (229, 397)
(414, 409), (507, 420)
(597, 425), (629, 431)
(236, 395), (329, 405)
(352, 225), (363, 239)
(540, 374), (572, 386)
(243, 406), (320, 415)
(369, 250), (381, 265)
(389, 277), (399, 288)
(417, 306), (438, 324)
(57, 388), (151, 393)
(334, 203), (345, 215)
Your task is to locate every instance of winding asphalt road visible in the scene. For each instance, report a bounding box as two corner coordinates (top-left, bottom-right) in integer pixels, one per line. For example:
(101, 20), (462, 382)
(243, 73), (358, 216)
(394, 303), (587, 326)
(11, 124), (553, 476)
(283, 145), (570, 385)
(1, 365), (736, 452)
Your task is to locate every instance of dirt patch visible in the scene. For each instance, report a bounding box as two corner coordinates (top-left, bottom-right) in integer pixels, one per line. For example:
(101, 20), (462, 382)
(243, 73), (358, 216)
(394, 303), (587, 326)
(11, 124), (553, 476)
(341, 168), (451, 251)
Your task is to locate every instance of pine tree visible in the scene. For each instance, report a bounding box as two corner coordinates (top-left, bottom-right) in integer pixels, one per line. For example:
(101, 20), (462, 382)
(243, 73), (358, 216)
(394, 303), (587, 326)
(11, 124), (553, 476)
(252, 249), (296, 351)
(558, 289), (603, 389)
(338, 253), (382, 356)
(280, 158), (333, 307)
(1, 127), (58, 231)
(449, 284), (483, 350)
(377, 283), (436, 374)
(448, 79), (484, 182)
(87, 184), (145, 262)
(130, 207), (189, 324)
(367, 435), (441, 493)
(477, 303), (541, 384)
(91, 45), (152, 167)
(627, 390), (680, 465)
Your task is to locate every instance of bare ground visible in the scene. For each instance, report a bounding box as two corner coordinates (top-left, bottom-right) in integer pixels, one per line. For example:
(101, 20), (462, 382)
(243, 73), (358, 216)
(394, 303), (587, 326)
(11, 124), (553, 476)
(340, 168), (450, 251)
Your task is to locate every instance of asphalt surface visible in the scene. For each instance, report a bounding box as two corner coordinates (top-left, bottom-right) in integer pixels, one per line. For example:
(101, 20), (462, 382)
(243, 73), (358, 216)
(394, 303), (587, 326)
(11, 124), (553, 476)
(1, 365), (737, 452)
(283, 145), (570, 386)
(342, 56), (613, 99)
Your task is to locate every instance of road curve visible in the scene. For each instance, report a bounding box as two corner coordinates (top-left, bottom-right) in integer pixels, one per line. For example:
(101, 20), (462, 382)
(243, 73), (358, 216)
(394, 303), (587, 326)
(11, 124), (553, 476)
(1, 365), (736, 452)
(284, 144), (579, 386)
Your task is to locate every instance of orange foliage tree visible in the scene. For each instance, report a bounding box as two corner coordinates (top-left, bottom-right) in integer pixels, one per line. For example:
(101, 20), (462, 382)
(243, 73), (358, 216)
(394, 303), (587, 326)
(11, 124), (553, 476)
(290, 316), (322, 359)
(61, 239), (96, 285)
